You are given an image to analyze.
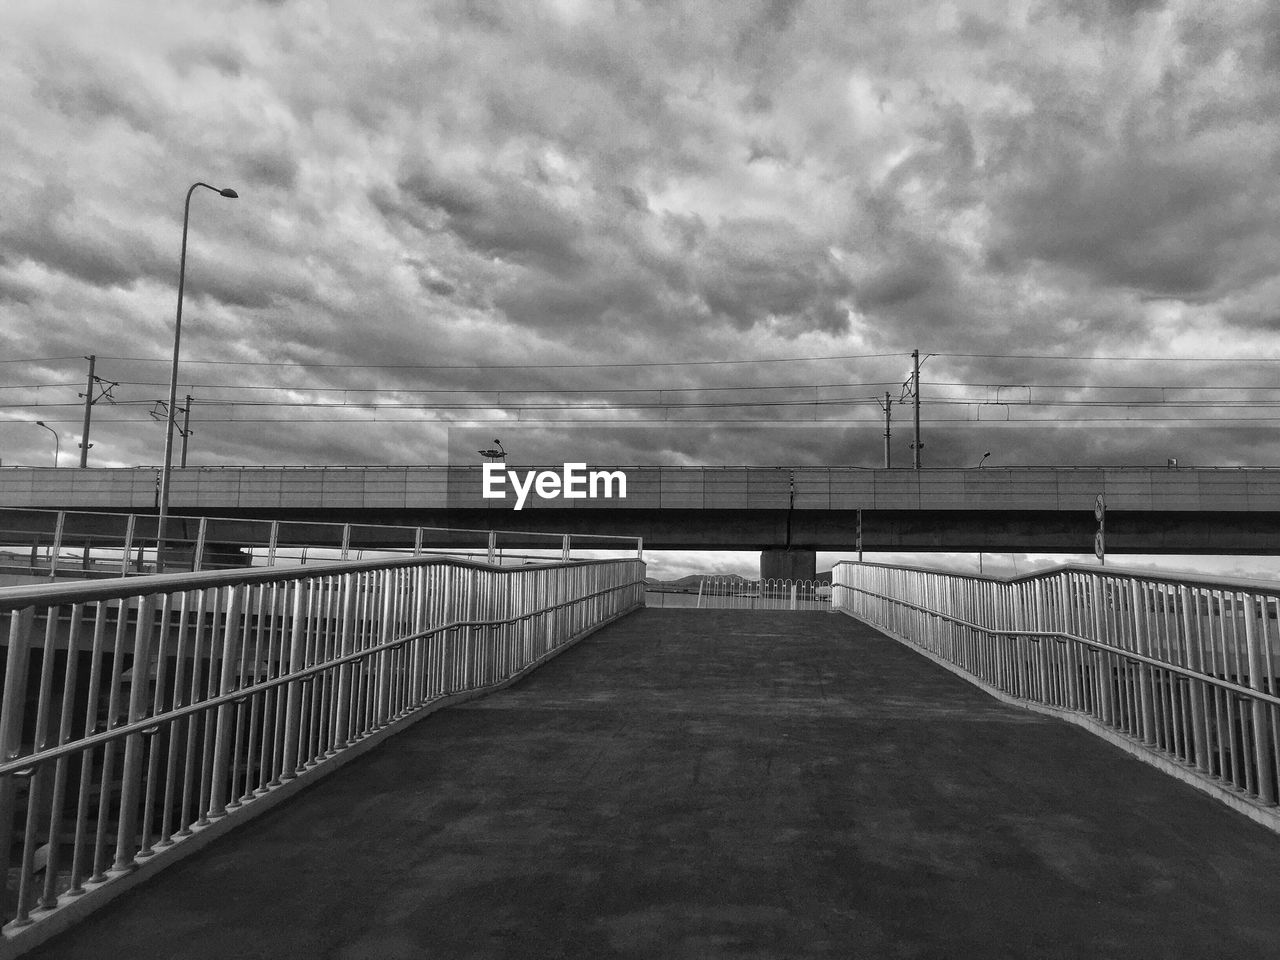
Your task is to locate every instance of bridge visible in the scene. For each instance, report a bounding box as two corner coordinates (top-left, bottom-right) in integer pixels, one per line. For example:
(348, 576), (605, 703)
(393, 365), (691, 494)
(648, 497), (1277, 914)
(2, 547), (1279, 957)
(6, 465), (1280, 581)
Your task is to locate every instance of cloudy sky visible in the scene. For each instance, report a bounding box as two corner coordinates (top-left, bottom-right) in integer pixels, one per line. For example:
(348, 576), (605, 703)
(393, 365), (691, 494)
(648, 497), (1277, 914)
(4, 0), (1280, 576)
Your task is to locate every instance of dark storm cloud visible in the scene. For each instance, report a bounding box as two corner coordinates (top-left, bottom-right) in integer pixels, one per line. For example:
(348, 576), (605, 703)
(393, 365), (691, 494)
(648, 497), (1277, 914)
(31, 55), (164, 134)
(397, 167), (588, 278)
(241, 150), (299, 191)
(0, 180), (167, 290)
(6, 0), (1280, 473)
(692, 219), (854, 335)
(990, 145), (1257, 297)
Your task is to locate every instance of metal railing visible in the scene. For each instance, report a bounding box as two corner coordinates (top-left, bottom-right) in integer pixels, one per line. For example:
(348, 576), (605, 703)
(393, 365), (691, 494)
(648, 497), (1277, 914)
(0, 508), (643, 581)
(833, 561), (1280, 813)
(644, 577), (830, 611)
(0, 552), (644, 949)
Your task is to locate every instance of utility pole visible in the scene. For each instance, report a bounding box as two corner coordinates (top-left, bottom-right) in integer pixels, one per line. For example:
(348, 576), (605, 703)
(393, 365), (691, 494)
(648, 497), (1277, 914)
(79, 354), (94, 467)
(882, 391), (892, 468)
(180, 395), (193, 467)
(76, 355), (118, 467)
(911, 348), (922, 470)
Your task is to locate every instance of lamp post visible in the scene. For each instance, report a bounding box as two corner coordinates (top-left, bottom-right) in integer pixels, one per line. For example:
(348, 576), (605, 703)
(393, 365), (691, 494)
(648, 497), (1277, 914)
(34, 421), (59, 466)
(158, 181), (238, 569)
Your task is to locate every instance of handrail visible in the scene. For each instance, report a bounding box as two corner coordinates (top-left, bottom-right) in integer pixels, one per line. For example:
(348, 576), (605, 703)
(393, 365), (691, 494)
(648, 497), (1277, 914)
(0, 580), (637, 778)
(832, 558), (1280, 819)
(0, 546), (646, 947)
(845, 558), (1280, 595)
(0, 552), (633, 610)
(842, 580), (1280, 708)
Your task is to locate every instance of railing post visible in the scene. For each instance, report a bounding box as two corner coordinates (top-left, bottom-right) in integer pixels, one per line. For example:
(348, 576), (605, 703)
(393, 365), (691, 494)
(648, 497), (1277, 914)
(49, 510), (66, 579)
(268, 521), (279, 567)
(488, 531), (497, 565)
(120, 513), (136, 576)
(562, 535), (571, 563)
(412, 566), (429, 704)
(114, 595), (156, 870)
(1059, 574), (1080, 711)
(1032, 580), (1050, 701)
(341, 523), (351, 561)
(333, 573), (358, 746)
(1093, 575), (1115, 726)
(1130, 579), (1157, 745)
(376, 569), (395, 727)
(280, 581), (309, 779)
(193, 517), (208, 572)
(0, 608), (35, 891)
(637, 536), (644, 561)
(1180, 585), (1210, 774)
(208, 585), (244, 818)
(1242, 595), (1277, 804)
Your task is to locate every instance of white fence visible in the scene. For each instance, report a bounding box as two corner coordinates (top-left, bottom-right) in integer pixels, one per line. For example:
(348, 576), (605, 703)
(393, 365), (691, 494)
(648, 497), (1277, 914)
(0, 553), (644, 953)
(833, 561), (1280, 817)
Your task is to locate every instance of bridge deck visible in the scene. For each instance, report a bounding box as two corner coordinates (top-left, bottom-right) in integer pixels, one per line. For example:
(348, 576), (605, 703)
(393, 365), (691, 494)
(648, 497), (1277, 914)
(24, 610), (1280, 959)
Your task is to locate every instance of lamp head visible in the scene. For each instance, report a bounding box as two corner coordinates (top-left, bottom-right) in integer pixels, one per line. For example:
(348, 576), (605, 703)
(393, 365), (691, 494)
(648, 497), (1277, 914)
(219, 188), (239, 199)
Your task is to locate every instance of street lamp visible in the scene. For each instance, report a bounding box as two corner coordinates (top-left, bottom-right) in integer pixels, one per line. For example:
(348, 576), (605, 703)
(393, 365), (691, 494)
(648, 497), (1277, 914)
(158, 181), (238, 569)
(34, 421), (59, 466)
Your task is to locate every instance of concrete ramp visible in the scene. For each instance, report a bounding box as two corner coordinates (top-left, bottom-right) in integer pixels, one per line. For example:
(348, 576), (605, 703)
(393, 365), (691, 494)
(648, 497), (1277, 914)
(24, 610), (1280, 959)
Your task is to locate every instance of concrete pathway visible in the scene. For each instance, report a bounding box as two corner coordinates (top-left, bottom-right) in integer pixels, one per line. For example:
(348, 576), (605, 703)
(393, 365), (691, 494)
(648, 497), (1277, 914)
(24, 609), (1280, 959)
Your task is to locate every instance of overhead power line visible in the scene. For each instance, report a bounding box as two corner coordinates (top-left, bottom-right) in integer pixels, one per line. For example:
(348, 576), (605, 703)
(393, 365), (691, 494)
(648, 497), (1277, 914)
(937, 353), (1280, 362)
(87, 352), (909, 370)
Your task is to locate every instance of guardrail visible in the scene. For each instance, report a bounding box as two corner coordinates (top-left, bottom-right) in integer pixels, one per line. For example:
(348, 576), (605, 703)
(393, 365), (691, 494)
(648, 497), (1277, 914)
(0, 508), (643, 581)
(0, 552), (645, 953)
(832, 561), (1280, 821)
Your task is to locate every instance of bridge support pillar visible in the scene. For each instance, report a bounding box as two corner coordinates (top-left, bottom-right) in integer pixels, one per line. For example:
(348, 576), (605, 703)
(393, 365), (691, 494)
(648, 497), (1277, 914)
(760, 548), (816, 582)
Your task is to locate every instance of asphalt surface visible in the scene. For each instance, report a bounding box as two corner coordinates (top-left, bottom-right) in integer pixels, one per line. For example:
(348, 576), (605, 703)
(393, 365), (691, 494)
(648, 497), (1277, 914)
(23, 609), (1280, 959)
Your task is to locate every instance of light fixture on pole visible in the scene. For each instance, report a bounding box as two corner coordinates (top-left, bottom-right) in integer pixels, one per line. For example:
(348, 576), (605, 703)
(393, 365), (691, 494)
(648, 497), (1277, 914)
(158, 181), (238, 569)
(977, 451), (990, 468)
(34, 421), (60, 467)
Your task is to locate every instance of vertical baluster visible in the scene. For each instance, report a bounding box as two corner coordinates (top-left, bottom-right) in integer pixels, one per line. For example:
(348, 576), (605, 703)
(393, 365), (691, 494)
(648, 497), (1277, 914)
(159, 590), (194, 845)
(92, 597), (133, 880)
(207, 585), (243, 819)
(13, 605), (60, 923)
(68, 602), (108, 891)
(1179, 586), (1210, 774)
(1129, 580), (1157, 745)
(42, 603), (86, 908)
(1242, 595), (1277, 804)
(333, 573), (358, 751)
(280, 580), (308, 779)
(113, 594), (157, 871)
(377, 570), (395, 727)
(139, 593), (177, 858)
